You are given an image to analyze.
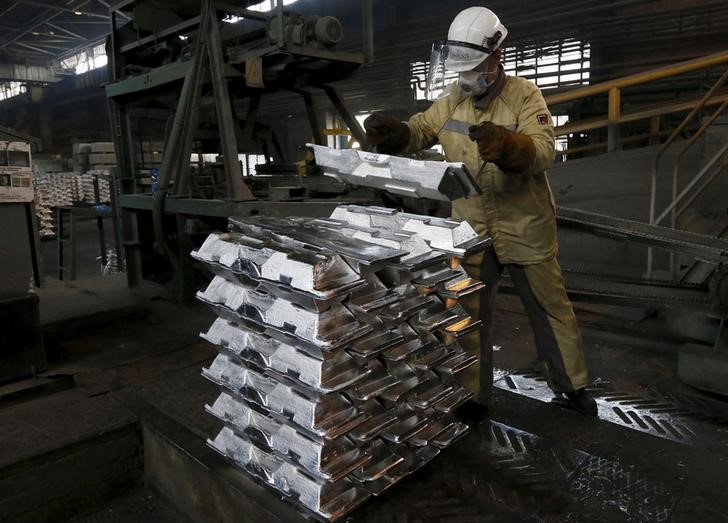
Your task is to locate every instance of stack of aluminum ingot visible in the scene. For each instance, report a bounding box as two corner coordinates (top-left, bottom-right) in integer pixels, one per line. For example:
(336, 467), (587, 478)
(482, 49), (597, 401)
(82, 170), (112, 203)
(31, 172), (78, 238)
(194, 205), (489, 521)
(32, 178), (55, 238)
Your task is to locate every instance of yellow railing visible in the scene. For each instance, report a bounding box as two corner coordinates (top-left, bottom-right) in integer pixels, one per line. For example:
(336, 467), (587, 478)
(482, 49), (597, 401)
(544, 50), (728, 279)
(545, 49), (728, 154)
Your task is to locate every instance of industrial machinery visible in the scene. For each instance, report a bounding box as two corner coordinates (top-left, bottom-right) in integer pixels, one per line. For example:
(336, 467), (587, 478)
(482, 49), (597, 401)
(103, 0), (728, 398)
(0, 133), (45, 383)
(105, 0), (377, 301)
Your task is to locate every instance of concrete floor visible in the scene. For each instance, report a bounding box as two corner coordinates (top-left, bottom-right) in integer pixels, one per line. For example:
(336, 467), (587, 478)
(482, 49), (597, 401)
(3, 230), (728, 522)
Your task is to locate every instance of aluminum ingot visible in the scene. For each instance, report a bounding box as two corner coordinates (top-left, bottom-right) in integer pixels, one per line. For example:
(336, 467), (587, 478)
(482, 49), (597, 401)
(192, 232), (364, 299)
(208, 426), (371, 521)
(307, 144), (480, 202)
(310, 217), (446, 270)
(202, 355), (368, 439)
(228, 215), (407, 271)
(201, 318), (369, 392)
(411, 264), (485, 300)
(330, 205), (490, 256)
(409, 300), (481, 342)
(197, 276), (371, 350)
(206, 392), (371, 481)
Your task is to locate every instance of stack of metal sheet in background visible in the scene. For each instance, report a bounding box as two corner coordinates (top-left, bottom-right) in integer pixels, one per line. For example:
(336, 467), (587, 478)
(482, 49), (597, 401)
(194, 205), (489, 521)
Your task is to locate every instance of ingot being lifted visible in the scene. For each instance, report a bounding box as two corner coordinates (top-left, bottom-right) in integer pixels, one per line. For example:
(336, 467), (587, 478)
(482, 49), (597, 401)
(364, 6), (597, 417)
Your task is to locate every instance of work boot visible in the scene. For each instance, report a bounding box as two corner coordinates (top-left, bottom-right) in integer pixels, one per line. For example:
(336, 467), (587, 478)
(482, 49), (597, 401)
(561, 388), (598, 417)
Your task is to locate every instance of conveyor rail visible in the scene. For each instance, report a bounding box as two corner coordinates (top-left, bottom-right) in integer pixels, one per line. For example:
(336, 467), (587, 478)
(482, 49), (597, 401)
(556, 206), (728, 264)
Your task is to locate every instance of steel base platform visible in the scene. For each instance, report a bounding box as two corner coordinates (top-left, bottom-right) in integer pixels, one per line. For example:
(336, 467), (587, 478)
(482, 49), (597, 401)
(116, 372), (728, 523)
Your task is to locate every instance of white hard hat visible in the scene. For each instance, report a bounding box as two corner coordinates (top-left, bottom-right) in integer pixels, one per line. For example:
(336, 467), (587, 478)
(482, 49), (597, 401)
(443, 7), (508, 72)
(424, 7), (508, 100)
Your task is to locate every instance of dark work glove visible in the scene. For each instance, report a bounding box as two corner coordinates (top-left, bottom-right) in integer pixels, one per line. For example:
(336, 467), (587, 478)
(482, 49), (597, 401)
(363, 112), (410, 155)
(468, 121), (536, 174)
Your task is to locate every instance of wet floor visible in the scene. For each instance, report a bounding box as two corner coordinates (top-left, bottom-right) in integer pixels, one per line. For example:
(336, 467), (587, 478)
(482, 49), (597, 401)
(11, 273), (728, 523)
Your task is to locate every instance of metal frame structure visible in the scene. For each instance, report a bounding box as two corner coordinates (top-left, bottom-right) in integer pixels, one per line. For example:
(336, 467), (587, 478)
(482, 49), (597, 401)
(106, 0), (376, 301)
(545, 50), (728, 157)
(0, 1), (115, 64)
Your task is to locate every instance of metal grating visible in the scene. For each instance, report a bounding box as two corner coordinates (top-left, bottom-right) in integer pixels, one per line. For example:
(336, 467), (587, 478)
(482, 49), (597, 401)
(496, 368), (728, 444)
(569, 455), (675, 522)
(351, 419), (677, 522)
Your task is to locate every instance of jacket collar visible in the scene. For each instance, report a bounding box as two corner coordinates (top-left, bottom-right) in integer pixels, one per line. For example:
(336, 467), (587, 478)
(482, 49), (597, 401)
(473, 64), (508, 110)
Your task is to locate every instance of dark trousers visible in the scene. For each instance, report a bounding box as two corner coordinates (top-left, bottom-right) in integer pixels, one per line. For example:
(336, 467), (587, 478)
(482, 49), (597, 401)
(459, 249), (588, 403)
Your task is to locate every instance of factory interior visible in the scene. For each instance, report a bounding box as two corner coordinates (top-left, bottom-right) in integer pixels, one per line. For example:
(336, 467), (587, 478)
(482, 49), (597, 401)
(1, 0), (728, 521)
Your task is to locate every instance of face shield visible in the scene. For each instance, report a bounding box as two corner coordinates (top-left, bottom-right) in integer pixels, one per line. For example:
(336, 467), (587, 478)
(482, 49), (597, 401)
(425, 40), (491, 101)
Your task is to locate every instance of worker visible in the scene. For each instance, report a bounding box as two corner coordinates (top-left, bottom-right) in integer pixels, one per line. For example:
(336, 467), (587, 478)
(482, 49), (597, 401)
(364, 6), (597, 416)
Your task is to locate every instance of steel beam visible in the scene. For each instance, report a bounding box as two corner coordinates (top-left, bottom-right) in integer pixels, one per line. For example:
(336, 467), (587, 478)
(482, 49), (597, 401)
(0, 3), (17, 18)
(298, 90), (324, 146)
(97, 0), (131, 20)
(556, 206), (728, 265)
(118, 194), (373, 218)
(207, 4), (253, 201)
(13, 42), (56, 56)
(13, 0), (109, 19)
(46, 23), (88, 41)
(322, 86), (368, 149)
(0, 0), (92, 51)
(119, 16), (201, 53)
(105, 61), (191, 98)
(0, 62), (63, 83)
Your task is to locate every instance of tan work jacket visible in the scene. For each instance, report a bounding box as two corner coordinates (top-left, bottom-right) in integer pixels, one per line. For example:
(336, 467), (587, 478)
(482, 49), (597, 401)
(406, 76), (557, 265)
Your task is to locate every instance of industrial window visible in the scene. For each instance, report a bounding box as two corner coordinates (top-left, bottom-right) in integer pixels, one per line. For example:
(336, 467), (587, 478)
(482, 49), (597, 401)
(0, 81), (27, 101)
(246, 0), (300, 12)
(189, 153), (269, 176)
(502, 39), (590, 90)
(241, 154), (270, 176)
(554, 115), (570, 152)
(224, 0), (300, 21)
(411, 38), (590, 100)
(60, 43), (107, 75)
(8, 150), (31, 167)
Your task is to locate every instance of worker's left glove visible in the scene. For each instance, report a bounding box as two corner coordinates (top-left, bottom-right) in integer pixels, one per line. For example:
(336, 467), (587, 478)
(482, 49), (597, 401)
(468, 122), (536, 174)
(364, 113), (411, 155)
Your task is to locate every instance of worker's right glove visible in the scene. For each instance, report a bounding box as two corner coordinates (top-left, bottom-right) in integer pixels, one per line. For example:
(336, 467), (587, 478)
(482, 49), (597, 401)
(468, 121), (536, 174)
(363, 113), (410, 155)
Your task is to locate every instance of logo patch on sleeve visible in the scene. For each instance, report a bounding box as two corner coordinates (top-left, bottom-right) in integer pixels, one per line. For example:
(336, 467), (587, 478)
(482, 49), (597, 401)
(537, 114), (549, 125)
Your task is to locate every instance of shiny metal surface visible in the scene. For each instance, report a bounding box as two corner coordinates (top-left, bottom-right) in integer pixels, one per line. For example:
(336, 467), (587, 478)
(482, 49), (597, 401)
(228, 215), (408, 271)
(192, 231), (365, 298)
(198, 208), (485, 521)
(206, 392), (371, 481)
(329, 205), (490, 256)
(202, 355), (368, 439)
(201, 318), (368, 392)
(307, 144), (481, 202)
(208, 426), (372, 520)
(197, 276), (372, 350)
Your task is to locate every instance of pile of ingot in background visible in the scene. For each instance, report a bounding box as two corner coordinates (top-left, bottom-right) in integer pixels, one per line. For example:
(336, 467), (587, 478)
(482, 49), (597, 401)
(32, 170), (112, 238)
(194, 205), (489, 521)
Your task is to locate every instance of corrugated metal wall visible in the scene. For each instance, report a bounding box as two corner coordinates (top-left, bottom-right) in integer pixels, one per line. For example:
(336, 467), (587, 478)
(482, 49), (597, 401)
(1, 0), (727, 156)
